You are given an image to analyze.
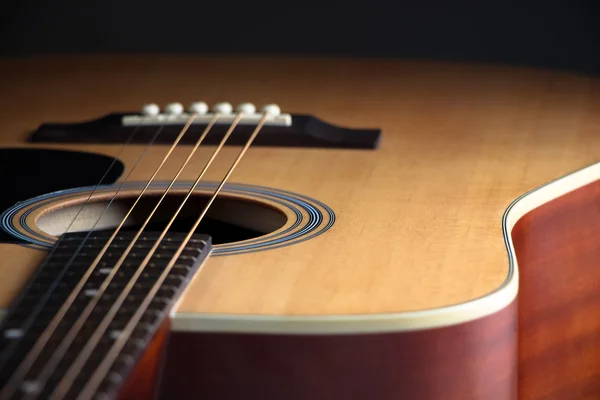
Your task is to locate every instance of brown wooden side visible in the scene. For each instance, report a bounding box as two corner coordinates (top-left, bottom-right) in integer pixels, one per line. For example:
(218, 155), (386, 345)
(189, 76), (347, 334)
(513, 179), (600, 399)
(116, 319), (171, 400)
(157, 302), (517, 400)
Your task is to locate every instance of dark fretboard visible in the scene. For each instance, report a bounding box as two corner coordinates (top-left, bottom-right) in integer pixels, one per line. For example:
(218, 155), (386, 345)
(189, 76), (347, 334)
(0, 230), (212, 399)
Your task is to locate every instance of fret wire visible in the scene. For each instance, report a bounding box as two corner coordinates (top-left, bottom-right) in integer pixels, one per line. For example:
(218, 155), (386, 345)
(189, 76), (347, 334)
(77, 113), (270, 399)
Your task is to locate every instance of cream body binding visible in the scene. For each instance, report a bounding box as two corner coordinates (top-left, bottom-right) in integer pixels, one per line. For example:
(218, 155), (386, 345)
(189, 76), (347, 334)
(0, 161), (595, 333)
(0, 56), (599, 333)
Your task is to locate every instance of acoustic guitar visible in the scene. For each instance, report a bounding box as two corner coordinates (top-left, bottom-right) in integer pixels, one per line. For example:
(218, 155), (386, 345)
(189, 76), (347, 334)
(0, 56), (598, 400)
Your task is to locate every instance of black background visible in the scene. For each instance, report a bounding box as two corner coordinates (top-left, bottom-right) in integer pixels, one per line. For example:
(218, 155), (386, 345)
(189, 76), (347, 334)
(1, 1), (600, 74)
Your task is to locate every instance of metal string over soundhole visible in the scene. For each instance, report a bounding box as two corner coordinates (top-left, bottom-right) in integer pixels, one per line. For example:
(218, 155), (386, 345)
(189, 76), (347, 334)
(0, 112), (199, 400)
(0, 102), (281, 400)
(57, 104), (276, 399)
(61, 105), (275, 399)
(0, 109), (167, 398)
(3, 110), (206, 400)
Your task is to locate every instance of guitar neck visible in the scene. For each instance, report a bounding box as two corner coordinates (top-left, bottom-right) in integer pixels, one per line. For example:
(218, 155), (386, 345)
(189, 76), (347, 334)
(0, 231), (211, 399)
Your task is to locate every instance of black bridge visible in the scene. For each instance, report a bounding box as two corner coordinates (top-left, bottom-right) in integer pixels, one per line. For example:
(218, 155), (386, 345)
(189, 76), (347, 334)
(29, 113), (381, 150)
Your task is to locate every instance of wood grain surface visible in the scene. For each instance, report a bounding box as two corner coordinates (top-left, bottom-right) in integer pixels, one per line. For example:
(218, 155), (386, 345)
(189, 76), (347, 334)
(159, 300), (517, 400)
(0, 56), (598, 321)
(514, 179), (600, 399)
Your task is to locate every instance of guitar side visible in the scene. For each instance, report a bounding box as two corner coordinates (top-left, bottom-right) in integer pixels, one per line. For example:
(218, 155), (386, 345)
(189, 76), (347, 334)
(511, 165), (600, 399)
(151, 160), (600, 400)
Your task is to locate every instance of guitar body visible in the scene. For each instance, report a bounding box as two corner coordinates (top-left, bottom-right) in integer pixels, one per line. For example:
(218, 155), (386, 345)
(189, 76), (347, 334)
(0, 56), (599, 399)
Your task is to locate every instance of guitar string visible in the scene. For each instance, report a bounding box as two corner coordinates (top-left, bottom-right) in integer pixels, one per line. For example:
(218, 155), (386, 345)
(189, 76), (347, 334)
(22, 112), (222, 399)
(0, 122), (167, 399)
(0, 123), (147, 379)
(71, 112), (270, 400)
(0, 114), (196, 400)
(50, 110), (254, 398)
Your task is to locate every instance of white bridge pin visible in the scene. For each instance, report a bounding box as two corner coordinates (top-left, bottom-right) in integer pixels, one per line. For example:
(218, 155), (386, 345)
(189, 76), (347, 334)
(141, 103), (160, 117)
(213, 102), (233, 114)
(236, 102), (256, 115)
(262, 104), (281, 117)
(123, 102), (290, 126)
(165, 102), (184, 116)
(188, 101), (209, 115)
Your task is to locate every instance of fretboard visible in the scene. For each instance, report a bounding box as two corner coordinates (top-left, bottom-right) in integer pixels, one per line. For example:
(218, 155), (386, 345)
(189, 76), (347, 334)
(0, 230), (212, 399)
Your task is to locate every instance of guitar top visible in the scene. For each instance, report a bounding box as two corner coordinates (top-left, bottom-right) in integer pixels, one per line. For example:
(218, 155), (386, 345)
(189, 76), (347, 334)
(1, 55), (600, 399)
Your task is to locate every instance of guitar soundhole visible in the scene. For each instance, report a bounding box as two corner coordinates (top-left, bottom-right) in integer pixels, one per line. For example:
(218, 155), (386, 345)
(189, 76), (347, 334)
(2, 181), (334, 255)
(35, 192), (288, 245)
